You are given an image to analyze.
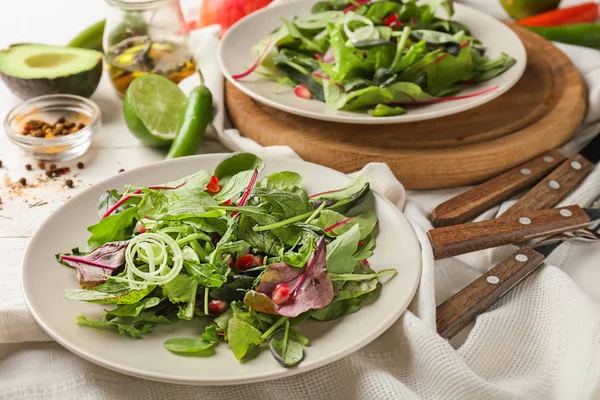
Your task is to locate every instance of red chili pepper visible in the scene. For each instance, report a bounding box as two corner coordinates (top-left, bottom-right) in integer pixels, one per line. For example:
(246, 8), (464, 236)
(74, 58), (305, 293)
(383, 13), (401, 28)
(235, 254), (256, 271)
(206, 175), (221, 194)
(221, 199), (232, 206)
(517, 2), (598, 27)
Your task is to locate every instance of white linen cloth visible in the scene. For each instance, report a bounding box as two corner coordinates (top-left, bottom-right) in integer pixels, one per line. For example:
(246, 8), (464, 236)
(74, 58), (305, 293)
(1, 1), (600, 398)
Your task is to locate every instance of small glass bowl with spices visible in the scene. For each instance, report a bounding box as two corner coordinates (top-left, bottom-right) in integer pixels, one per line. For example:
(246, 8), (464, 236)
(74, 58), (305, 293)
(4, 94), (101, 161)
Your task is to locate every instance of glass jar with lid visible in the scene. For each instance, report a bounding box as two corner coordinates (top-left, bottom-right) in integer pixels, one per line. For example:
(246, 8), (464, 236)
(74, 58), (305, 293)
(103, 0), (196, 95)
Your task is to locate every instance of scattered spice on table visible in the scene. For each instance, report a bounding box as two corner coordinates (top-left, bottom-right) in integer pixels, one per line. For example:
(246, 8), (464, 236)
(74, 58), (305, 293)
(0, 160), (3, 168)
(77, 162), (84, 169)
(25, 164), (32, 171)
(118, 169), (125, 173)
(18, 177), (26, 186)
(20, 118), (86, 138)
(37, 161), (45, 170)
(65, 179), (74, 188)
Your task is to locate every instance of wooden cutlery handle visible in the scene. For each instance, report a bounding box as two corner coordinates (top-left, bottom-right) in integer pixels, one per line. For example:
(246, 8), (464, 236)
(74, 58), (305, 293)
(428, 205), (590, 259)
(431, 150), (565, 227)
(502, 155), (594, 218)
(436, 247), (546, 339)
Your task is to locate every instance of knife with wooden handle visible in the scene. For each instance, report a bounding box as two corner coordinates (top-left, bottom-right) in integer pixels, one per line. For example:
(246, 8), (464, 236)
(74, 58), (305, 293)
(428, 205), (599, 259)
(431, 132), (600, 228)
(501, 133), (600, 217)
(436, 242), (559, 339)
(431, 150), (566, 227)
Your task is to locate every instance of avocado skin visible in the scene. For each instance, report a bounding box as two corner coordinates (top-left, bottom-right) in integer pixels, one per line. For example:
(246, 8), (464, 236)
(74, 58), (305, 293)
(0, 58), (103, 100)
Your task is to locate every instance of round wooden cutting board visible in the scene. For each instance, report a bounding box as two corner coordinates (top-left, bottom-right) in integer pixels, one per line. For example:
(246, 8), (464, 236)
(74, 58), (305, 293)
(225, 25), (586, 190)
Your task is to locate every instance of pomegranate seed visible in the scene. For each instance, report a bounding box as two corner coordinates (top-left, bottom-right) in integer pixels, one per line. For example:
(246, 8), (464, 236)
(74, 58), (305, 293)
(235, 254), (255, 271)
(253, 255), (264, 266)
(208, 300), (229, 314)
(360, 259), (369, 266)
(206, 175), (221, 194)
(134, 221), (146, 234)
(314, 52), (323, 60)
(383, 13), (400, 28)
(294, 84), (312, 100)
(272, 283), (291, 305)
(357, 241), (365, 247)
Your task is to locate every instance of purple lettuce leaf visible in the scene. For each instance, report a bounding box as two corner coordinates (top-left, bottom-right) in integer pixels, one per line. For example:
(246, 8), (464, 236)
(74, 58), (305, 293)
(59, 241), (129, 289)
(244, 238), (334, 317)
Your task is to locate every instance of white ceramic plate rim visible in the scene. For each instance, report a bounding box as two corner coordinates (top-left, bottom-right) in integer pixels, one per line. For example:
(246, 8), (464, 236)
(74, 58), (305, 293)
(22, 154), (422, 385)
(218, 0), (527, 125)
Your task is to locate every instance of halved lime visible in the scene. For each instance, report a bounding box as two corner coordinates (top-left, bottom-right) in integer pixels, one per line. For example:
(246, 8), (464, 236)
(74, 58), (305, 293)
(123, 74), (187, 147)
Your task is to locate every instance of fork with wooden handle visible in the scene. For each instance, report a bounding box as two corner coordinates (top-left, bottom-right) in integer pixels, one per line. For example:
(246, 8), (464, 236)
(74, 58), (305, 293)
(427, 205), (600, 259)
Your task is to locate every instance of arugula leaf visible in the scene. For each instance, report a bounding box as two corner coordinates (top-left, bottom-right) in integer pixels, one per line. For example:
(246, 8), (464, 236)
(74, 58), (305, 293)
(64, 280), (155, 305)
(97, 189), (140, 218)
(138, 190), (221, 221)
(311, 264), (382, 321)
(87, 207), (138, 250)
(163, 170), (212, 199)
(326, 224), (361, 274)
(254, 188), (310, 219)
(214, 153), (265, 188)
(467, 51), (516, 83)
(257, 171), (303, 191)
(227, 311), (264, 360)
(310, 176), (369, 202)
(105, 297), (161, 318)
(215, 308), (234, 340)
(201, 325), (221, 343)
(184, 262), (229, 288)
(282, 236), (314, 267)
(354, 234), (376, 260)
(163, 274), (198, 320)
(214, 169), (256, 203)
(238, 215), (281, 256)
(164, 338), (214, 354)
(364, 1), (402, 24)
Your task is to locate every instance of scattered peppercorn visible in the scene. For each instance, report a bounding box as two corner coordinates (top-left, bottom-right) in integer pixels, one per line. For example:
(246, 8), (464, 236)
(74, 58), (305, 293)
(77, 162), (84, 169)
(18, 177), (26, 186)
(37, 161), (45, 169)
(19, 118), (85, 139)
(65, 179), (74, 188)
(25, 164), (32, 171)
(0, 160), (3, 168)
(118, 169), (125, 173)
(49, 164), (57, 171)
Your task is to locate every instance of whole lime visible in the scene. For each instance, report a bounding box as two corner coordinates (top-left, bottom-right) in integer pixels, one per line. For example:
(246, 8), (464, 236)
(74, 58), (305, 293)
(500, 0), (561, 20)
(123, 74), (187, 147)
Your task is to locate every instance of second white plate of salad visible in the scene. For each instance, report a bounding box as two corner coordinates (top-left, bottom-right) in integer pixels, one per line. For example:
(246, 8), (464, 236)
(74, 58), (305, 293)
(22, 153), (421, 385)
(218, 0), (527, 124)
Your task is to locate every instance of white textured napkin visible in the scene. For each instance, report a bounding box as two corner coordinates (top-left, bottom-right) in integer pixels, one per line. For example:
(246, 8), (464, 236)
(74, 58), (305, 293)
(2, 1), (600, 399)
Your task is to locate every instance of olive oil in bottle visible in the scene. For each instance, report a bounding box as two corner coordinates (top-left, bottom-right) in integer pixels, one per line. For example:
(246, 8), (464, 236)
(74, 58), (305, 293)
(106, 37), (196, 95)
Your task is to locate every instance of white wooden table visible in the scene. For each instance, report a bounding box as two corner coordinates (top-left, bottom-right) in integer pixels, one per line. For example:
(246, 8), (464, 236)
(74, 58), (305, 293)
(0, 0), (227, 318)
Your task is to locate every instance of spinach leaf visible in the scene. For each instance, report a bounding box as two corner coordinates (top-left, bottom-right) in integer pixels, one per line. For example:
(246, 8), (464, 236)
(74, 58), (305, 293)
(97, 189), (140, 218)
(315, 210), (377, 240)
(369, 104), (406, 116)
(87, 206), (139, 250)
(270, 320), (304, 367)
(467, 51), (516, 83)
(310, 176), (368, 202)
(257, 171), (303, 191)
(326, 224), (361, 274)
(364, 1), (402, 24)
(353, 39), (395, 50)
(164, 338), (214, 354)
(214, 169), (256, 203)
(213, 153), (265, 188)
(354, 235), (376, 260)
(254, 188), (310, 219)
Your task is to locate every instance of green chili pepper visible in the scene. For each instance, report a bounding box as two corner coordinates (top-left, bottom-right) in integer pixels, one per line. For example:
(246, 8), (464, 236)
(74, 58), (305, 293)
(166, 85), (213, 159)
(68, 20), (106, 52)
(525, 23), (600, 49)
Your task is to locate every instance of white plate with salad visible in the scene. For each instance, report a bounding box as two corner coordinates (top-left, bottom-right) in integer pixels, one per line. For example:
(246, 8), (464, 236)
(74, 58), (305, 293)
(22, 153), (421, 385)
(218, 0), (526, 124)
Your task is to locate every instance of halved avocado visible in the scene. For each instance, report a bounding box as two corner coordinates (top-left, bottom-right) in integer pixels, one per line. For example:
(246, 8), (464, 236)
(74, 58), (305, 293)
(0, 44), (103, 99)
